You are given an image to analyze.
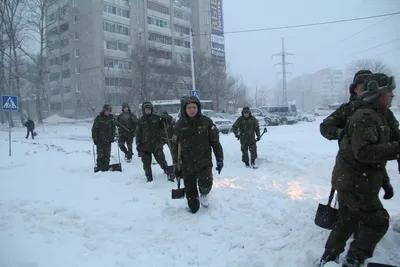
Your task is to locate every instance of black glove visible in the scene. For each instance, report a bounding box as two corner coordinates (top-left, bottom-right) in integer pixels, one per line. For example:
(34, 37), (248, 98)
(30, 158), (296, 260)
(235, 134), (240, 140)
(256, 136), (261, 142)
(382, 182), (394, 200)
(93, 140), (98, 145)
(174, 165), (182, 177)
(216, 161), (223, 174)
(337, 129), (345, 141)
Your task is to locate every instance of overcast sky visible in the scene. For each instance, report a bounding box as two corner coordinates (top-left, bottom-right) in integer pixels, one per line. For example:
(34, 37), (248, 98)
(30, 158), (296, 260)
(223, 0), (400, 89)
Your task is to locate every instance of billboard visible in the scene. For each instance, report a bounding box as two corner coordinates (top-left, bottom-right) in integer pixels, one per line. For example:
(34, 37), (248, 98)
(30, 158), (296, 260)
(210, 0), (225, 66)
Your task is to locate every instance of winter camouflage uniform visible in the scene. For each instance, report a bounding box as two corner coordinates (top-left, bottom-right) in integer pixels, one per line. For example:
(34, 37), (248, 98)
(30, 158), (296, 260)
(232, 107), (261, 166)
(161, 111), (174, 150)
(319, 73), (397, 267)
(136, 101), (173, 182)
(116, 103), (137, 160)
(25, 118), (35, 139)
(92, 104), (116, 172)
(171, 96), (224, 213)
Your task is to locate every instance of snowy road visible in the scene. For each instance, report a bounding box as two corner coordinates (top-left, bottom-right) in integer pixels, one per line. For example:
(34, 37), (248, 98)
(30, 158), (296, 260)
(0, 117), (399, 267)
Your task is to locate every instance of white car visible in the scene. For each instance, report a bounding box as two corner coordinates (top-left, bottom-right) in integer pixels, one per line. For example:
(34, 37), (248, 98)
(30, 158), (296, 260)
(175, 109), (233, 134)
(232, 112), (266, 126)
(297, 112), (316, 122)
(313, 107), (333, 116)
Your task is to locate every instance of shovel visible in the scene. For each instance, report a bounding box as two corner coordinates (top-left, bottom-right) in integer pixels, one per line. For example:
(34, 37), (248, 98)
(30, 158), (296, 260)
(93, 143), (122, 173)
(171, 143), (185, 199)
(247, 127), (268, 145)
(163, 122), (175, 180)
(314, 188), (338, 230)
(367, 263), (397, 267)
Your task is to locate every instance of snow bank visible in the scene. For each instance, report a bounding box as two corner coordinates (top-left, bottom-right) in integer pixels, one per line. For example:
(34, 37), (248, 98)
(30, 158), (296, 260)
(44, 114), (76, 124)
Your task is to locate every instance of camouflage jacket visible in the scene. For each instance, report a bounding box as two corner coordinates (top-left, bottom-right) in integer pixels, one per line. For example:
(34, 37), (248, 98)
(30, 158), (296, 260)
(320, 95), (400, 142)
(92, 113), (116, 144)
(172, 115), (224, 172)
(25, 119), (35, 130)
(232, 115), (261, 144)
(117, 111), (137, 137)
(136, 114), (165, 152)
(332, 104), (399, 193)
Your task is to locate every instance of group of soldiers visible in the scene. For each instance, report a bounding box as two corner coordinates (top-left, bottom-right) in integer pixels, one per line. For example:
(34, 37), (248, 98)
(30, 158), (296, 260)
(91, 96), (225, 213)
(317, 71), (397, 267)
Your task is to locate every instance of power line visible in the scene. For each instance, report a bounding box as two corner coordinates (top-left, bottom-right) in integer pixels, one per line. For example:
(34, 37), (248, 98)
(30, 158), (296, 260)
(192, 11), (400, 36)
(355, 36), (400, 54)
(337, 16), (391, 43)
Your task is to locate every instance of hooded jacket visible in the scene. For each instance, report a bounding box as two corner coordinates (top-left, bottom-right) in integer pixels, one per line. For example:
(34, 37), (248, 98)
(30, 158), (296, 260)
(116, 103), (138, 137)
(232, 107), (261, 145)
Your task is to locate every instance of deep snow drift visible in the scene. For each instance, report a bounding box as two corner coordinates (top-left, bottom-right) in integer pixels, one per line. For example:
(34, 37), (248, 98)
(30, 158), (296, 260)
(0, 118), (399, 267)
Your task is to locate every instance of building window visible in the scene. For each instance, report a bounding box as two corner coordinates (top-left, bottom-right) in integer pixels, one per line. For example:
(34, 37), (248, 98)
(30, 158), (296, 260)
(136, 15), (143, 25)
(60, 22), (69, 33)
(61, 38), (69, 48)
(103, 20), (130, 36)
(147, 0), (169, 15)
(76, 83), (81, 92)
(105, 76), (133, 87)
(75, 65), (80, 74)
(105, 40), (129, 52)
(102, 3), (130, 18)
(74, 32), (79, 40)
(149, 48), (172, 60)
(173, 10), (190, 21)
(62, 69), (71, 79)
(104, 57), (132, 70)
(136, 0), (141, 7)
(61, 53), (70, 63)
(72, 0), (77, 7)
(147, 16), (170, 29)
(74, 48), (80, 58)
(148, 32), (172, 45)
(174, 24), (190, 35)
(73, 15), (78, 24)
(174, 38), (190, 48)
(49, 72), (60, 82)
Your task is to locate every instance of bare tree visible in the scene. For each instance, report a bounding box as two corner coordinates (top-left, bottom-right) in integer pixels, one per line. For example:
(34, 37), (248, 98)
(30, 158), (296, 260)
(18, 0), (57, 123)
(346, 59), (393, 76)
(231, 77), (251, 111)
(2, 0), (27, 126)
(131, 45), (155, 102)
(253, 84), (268, 107)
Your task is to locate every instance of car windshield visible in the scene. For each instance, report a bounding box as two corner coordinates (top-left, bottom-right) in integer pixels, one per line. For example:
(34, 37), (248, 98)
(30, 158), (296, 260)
(202, 110), (217, 117)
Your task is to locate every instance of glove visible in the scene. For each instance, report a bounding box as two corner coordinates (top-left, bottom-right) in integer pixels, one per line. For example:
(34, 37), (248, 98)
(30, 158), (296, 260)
(235, 134), (240, 140)
(174, 165), (182, 177)
(215, 161), (223, 174)
(93, 140), (98, 145)
(382, 182), (394, 200)
(256, 136), (261, 142)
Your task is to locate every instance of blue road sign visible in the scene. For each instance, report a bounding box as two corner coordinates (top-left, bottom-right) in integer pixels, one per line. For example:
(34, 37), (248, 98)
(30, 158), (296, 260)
(191, 90), (200, 99)
(2, 95), (18, 111)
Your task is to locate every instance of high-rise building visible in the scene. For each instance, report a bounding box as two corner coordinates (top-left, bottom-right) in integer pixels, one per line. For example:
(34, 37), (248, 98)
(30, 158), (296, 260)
(45, 0), (223, 118)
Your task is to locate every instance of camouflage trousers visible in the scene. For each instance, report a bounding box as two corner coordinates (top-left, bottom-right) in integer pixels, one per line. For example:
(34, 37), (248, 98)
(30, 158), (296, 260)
(182, 166), (213, 211)
(96, 142), (112, 171)
(241, 143), (257, 164)
(140, 150), (169, 177)
(118, 135), (133, 157)
(323, 190), (389, 264)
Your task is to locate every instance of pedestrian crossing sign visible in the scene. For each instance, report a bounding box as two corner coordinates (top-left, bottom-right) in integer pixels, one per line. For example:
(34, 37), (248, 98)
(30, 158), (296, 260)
(2, 95), (18, 111)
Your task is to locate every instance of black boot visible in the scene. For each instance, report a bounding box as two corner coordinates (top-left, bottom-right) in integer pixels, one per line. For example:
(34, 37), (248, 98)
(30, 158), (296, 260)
(187, 197), (200, 213)
(342, 250), (365, 267)
(146, 174), (153, 182)
(317, 250), (340, 266)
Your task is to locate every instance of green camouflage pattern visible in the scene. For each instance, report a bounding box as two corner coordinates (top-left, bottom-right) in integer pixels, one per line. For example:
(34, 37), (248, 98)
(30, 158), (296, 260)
(140, 150), (169, 178)
(91, 112), (116, 144)
(232, 114), (261, 164)
(136, 114), (165, 152)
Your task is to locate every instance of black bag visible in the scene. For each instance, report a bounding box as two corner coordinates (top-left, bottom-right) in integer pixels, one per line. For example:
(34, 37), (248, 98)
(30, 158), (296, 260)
(314, 188), (338, 230)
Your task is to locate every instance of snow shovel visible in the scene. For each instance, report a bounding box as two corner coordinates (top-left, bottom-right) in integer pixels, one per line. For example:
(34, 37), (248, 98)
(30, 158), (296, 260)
(93, 143), (122, 173)
(367, 263), (397, 267)
(248, 127), (268, 145)
(163, 122), (175, 180)
(314, 187), (338, 230)
(171, 143), (185, 199)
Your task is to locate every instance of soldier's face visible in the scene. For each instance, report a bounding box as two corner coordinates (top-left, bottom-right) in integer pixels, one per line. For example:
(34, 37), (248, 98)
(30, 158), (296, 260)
(145, 108), (152, 115)
(104, 110), (111, 116)
(354, 84), (364, 95)
(186, 103), (198, 118)
(378, 91), (393, 108)
(243, 112), (250, 117)
(123, 107), (128, 112)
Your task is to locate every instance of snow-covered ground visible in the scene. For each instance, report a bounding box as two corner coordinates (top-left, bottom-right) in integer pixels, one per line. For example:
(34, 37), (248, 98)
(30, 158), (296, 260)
(0, 118), (399, 267)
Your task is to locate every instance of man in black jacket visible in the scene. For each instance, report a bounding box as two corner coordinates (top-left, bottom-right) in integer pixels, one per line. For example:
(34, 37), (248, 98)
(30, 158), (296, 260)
(24, 117), (35, 139)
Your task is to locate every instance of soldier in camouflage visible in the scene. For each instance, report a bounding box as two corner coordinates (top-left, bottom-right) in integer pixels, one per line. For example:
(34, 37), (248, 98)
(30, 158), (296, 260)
(232, 107), (261, 168)
(172, 96), (224, 213)
(318, 73), (397, 267)
(320, 70), (400, 145)
(116, 103), (137, 161)
(136, 101), (173, 182)
(92, 104), (116, 172)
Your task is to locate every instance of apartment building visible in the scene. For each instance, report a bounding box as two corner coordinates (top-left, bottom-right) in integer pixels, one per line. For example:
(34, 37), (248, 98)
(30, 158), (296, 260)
(269, 68), (345, 110)
(45, 0), (218, 118)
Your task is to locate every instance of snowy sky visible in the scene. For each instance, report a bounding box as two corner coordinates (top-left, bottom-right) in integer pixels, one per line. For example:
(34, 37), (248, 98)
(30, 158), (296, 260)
(223, 0), (400, 89)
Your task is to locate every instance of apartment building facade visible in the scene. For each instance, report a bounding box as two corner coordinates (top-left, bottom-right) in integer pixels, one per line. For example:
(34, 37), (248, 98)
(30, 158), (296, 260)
(45, 0), (219, 118)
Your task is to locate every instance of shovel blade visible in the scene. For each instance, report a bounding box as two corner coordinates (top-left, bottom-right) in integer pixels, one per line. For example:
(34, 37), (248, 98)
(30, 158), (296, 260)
(171, 188), (185, 199)
(367, 263), (397, 267)
(109, 163), (122, 172)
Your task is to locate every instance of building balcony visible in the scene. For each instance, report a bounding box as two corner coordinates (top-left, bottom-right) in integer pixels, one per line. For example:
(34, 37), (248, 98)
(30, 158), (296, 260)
(147, 24), (172, 36)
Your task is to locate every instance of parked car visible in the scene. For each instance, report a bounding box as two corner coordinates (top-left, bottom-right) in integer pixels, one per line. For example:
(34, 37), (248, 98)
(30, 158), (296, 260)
(264, 113), (281, 126)
(313, 107), (333, 116)
(202, 110), (233, 134)
(297, 112), (316, 122)
(232, 112), (266, 127)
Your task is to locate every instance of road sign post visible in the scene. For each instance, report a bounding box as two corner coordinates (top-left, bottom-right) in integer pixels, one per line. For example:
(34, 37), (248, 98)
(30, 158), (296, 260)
(191, 90), (200, 99)
(2, 95), (19, 156)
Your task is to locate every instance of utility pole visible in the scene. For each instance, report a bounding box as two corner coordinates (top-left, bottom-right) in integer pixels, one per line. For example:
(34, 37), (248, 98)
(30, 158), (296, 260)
(272, 38), (294, 105)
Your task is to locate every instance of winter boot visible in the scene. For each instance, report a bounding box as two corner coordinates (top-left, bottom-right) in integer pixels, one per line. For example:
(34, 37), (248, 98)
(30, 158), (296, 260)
(165, 167), (174, 182)
(187, 197), (200, 213)
(244, 162), (250, 167)
(251, 159), (257, 168)
(317, 250), (340, 266)
(146, 173), (153, 182)
(342, 250), (365, 267)
(200, 194), (209, 208)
